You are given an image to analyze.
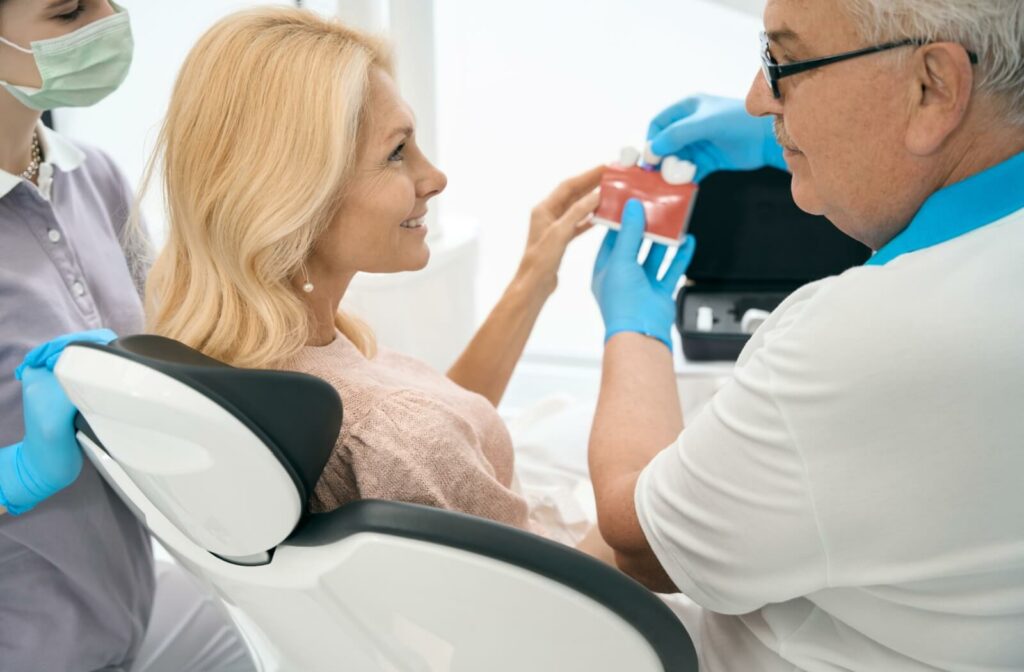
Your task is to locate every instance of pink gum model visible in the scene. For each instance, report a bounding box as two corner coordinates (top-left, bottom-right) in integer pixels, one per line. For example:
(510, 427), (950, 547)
(594, 151), (698, 246)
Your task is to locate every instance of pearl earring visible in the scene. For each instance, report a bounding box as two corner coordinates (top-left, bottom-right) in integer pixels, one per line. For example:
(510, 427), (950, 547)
(302, 267), (314, 294)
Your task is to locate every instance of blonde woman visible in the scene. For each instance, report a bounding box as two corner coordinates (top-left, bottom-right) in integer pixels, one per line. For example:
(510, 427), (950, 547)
(143, 8), (610, 556)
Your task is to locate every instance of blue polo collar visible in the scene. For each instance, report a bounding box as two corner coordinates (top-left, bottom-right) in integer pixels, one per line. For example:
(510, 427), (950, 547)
(867, 149), (1024, 266)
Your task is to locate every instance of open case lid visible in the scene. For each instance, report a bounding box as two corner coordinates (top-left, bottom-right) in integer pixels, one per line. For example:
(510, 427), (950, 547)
(685, 168), (871, 284)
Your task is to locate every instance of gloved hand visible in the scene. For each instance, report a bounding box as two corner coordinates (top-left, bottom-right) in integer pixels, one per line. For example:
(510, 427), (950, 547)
(647, 94), (787, 183)
(15, 328), (116, 376)
(2, 329), (117, 514)
(0, 367), (82, 515)
(592, 199), (696, 350)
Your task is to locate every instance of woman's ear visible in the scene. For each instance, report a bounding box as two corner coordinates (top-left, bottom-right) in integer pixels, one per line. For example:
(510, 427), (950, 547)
(905, 43), (975, 156)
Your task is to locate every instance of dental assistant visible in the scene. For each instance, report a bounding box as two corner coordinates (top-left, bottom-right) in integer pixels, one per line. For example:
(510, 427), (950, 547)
(589, 0), (1024, 670)
(0, 2), (252, 670)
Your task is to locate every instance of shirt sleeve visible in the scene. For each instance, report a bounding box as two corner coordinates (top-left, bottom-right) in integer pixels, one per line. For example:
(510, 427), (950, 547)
(316, 390), (532, 530)
(635, 287), (831, 615)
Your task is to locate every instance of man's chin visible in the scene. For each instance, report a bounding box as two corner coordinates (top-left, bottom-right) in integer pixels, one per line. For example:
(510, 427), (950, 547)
(789, 171), (827, 218)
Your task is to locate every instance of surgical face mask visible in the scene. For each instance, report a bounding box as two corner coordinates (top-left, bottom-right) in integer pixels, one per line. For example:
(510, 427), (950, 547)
(0, 3), (133, 111)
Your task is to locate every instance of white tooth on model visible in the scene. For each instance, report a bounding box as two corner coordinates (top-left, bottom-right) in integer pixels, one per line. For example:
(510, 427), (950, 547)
(618, 146), (641, 167)
(661, 155), (681, 180)
(661, 156), (697, 185)
(679, 159), (696, 183)
(676, 160), (697, 183)
(643, 141), (663, 167)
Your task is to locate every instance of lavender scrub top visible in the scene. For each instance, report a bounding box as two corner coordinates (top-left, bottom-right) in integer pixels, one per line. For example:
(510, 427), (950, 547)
(0, 125), (155, 672)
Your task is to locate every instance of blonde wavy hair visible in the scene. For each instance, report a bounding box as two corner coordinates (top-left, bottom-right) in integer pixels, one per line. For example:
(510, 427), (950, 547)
(142, 7), (386, 368)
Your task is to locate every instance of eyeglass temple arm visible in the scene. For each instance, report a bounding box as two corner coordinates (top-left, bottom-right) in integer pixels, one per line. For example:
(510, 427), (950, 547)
(768, 40), (917, 80)
(769, 39), (978, 81)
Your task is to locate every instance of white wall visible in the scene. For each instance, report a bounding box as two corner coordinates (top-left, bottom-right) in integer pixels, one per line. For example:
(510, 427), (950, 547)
(433, 0), (763, 361)
(712, 0), (766, 17)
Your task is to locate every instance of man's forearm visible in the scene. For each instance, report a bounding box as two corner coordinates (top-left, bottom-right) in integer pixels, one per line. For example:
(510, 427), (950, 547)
(589, 333), (683, 553)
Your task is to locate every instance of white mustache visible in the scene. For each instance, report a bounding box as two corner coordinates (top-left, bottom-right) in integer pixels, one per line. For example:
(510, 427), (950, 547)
(774, 119), (796, 150)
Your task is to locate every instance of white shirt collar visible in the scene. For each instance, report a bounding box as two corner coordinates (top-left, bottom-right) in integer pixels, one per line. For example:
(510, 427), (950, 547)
(0, 123), (87, 199)
(0, 168), (19, 200)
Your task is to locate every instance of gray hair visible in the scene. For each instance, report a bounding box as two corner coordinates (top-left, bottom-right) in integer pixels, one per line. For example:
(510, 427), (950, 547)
(847, 0), (1024, 124)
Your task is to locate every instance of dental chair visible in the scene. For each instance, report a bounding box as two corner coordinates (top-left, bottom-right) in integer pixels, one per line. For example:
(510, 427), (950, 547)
(54, 335), (699, 672)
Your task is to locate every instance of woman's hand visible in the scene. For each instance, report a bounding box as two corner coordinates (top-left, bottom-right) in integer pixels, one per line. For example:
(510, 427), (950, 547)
(516, 165), (604, 297)
(447, 166), (603, 406)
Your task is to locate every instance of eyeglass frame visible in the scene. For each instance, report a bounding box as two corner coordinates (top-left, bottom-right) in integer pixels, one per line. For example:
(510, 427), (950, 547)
(760, 31), (979, 99)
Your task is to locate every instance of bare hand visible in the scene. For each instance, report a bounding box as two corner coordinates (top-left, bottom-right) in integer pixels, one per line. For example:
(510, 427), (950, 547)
(518, 165), (604, 296)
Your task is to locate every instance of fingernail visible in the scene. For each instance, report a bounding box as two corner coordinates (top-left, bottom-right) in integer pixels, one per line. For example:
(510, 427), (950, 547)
(643, 141), (662, 167)
(648, 134), (665, 157)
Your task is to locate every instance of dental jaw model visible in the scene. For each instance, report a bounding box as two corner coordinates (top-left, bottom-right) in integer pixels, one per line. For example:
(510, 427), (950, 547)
(594, 145), (699, 246)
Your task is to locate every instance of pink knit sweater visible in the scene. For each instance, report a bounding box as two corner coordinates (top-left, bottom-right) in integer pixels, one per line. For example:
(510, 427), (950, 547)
(280, 333), (533, 531)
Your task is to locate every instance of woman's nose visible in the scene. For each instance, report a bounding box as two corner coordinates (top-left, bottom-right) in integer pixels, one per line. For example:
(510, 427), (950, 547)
(419, 161), (448, 200)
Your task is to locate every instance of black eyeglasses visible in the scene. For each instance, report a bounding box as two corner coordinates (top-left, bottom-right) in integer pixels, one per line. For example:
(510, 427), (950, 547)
(760, 31), (979, 99)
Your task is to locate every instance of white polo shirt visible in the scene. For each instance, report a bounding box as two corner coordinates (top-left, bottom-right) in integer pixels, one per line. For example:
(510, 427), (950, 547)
(636, 151), (1024, 671)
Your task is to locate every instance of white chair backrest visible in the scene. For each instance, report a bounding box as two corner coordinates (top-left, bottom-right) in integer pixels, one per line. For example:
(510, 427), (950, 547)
(55, 336), (340, 560)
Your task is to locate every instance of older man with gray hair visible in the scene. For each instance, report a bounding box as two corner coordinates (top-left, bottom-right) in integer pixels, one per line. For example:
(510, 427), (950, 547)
(588, 0), (1024, 669)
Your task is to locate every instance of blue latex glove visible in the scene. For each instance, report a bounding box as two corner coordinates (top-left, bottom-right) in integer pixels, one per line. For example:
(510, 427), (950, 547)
(592, 199), (697, 350)
(2, 329), (116, 514)
(0, 367), (82, 515)
(15, 328), (117, 377)
(647, 94), (787, 183)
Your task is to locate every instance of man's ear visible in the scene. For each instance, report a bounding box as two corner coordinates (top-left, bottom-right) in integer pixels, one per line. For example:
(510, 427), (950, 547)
(905, 43), (975, 156)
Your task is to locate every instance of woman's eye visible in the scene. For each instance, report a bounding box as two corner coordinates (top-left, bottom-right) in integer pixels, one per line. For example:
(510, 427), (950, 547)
(388, 143), (406, 163)
(57, 4), (86, 22)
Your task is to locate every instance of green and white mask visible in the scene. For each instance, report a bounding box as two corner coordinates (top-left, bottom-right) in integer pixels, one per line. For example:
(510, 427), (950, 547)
(0, 2), (133, 111)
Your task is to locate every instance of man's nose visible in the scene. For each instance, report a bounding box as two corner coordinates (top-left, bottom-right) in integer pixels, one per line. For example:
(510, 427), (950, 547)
(745, 70), (782, 118)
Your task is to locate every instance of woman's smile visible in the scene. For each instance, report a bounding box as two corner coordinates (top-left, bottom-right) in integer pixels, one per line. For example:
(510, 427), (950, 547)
(399, 213), (427, 231)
